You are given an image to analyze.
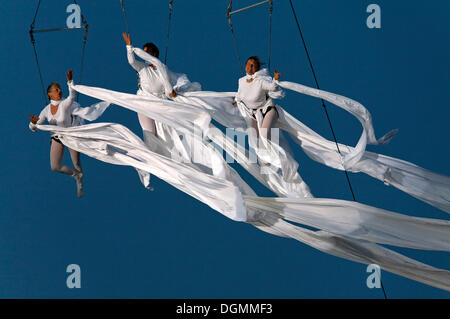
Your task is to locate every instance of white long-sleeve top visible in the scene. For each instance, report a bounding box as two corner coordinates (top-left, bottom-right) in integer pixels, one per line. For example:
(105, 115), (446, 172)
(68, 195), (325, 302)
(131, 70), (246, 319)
(126, 45), (173, 98)
(29, 81), (76, 132)
(235, 69), (285, 109)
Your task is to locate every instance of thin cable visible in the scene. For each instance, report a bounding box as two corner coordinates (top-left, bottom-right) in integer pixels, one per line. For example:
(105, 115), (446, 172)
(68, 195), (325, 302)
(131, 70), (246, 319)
(30, 36), (47, 105)
(120, 0), (131, 35)
(164, 0), (174, 64)
(227, 1), (244, 74)
(30, 0), (41, 29)
(29, 0), (46, 104)
(73, 0), (88, 102)
(76, 26), (88, 102)
(288, 0), (357, 201)
(267, 0), (273, 72)
(288, 0), (387, 299)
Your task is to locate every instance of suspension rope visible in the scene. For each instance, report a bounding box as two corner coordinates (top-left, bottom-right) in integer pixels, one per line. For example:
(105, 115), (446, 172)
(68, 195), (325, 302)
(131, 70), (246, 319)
(29, 0), (47, 104)
(30, 33), (47, 105)
(120, 0), (131, 36)
(29, 0), (89, 104)
(288, 0), (388, 299)
(267, 0), (273, 72)
(73, 0), (88, 101)
(227, 1), (244, 73)
(164, 0), (174, 64)
(288, 0), (356, 201)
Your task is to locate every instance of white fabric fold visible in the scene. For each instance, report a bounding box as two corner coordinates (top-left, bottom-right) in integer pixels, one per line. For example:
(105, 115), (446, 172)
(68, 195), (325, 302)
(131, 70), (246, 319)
(70, 83), (211, 137)
(176, 87), (450, 214)
(277, 81), (398, 168)
(256, 217), (450, 291)
(245, 196), (450, 251)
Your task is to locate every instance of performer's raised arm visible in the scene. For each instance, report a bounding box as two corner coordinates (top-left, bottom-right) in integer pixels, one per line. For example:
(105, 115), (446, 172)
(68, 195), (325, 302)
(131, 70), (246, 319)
(122, 33), (146, 72)
(132, 46), (176, 98)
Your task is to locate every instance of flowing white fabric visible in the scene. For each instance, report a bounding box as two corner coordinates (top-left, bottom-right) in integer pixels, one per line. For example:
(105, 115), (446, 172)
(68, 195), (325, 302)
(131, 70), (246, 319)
(31, 122), (450, 291)
(70, 81), (450, 213)
(127, 50), (450, 213)
(181, 89), (450, 214)
(70, 83), (210, 137)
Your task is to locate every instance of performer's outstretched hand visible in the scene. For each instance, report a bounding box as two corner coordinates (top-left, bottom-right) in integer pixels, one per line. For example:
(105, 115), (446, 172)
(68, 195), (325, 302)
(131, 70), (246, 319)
(66, 69), (73, 81)
(122, 32), (131, 45)
(274, 69), (282, 81)
(29, 114), (39, 124)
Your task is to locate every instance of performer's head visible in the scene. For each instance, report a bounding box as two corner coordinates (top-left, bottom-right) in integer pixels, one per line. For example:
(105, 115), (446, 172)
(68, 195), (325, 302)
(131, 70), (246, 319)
(47, 82), (62, 101)
(245, 56), (261, 75)
(143, 43), (160, 58)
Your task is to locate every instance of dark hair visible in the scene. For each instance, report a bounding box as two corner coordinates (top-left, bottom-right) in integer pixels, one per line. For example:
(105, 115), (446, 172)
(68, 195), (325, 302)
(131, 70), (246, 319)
(143, 42), (159, 58)
(47, 82), (61, 96)
(246, 56), (262, 70)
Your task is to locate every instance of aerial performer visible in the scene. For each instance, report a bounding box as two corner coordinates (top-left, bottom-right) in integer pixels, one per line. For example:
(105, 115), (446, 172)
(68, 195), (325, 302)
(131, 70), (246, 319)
(28, 69), (110, 198)
(232, 55), (313, 197)
(122, 32), (205, 168)
(122, 32), (176, 139)
(233, 56), (282, 140)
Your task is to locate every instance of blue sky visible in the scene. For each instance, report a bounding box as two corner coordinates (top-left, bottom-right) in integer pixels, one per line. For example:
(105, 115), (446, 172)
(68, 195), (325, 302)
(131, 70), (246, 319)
(0, 0), (448, 298)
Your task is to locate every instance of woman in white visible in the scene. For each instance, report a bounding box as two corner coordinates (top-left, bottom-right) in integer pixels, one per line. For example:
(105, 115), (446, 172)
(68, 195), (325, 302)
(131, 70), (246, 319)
(122, 33), (176, 137)
(233, 56), (283, 140)
(29, 70), (83, 197)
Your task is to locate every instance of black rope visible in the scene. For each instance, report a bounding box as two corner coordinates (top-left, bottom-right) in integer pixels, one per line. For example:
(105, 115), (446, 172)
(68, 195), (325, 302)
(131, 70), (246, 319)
(30, 0), (41, 29)
(29, 0), (47, 104)
(267, 0), (273, 72)
(288, 0), (388, 299)
(30, 34), (47, 105)
(288, 0), (356, 200)
(73, 0), (88, 102)
(227, 1), (244, 74)
(76, 26), (88, 102)
(164, 0), (174, 64)
(120, 0), (131, 35)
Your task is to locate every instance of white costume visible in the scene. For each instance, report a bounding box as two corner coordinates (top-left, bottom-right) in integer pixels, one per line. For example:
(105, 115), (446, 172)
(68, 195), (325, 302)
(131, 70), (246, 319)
(29, 80), (109, 197)
(29, 81), (110, 133)
(235, 68), (283, 113)
(126, 44), (173, 134)
(234, 69), (313, 197)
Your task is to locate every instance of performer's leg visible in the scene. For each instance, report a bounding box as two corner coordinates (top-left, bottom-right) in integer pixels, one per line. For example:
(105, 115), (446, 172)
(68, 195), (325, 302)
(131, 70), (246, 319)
(260, 108), (279, 140)
(137, 113), (156, 135)
(250, 117), (259, 138)
(69, 148), (82, 174)
(69, 148), (83, 198)
(50, 140), (73, 175)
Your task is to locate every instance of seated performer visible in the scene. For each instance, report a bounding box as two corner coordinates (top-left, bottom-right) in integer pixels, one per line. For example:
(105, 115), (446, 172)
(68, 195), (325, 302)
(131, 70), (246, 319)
(233, 56), (283, 140)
